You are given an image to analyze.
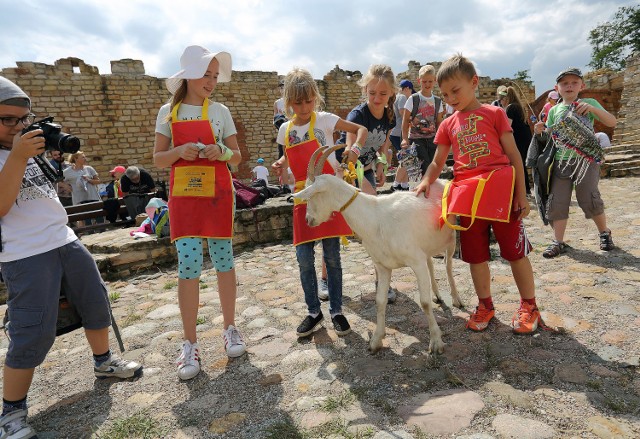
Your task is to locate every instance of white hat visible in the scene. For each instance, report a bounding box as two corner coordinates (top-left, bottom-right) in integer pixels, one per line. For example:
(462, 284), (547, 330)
(165, 45), (232, 94)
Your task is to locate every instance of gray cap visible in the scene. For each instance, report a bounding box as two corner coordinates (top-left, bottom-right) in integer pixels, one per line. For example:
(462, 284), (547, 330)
(556, 67), (583, 83)
(0, 76), (31, 108)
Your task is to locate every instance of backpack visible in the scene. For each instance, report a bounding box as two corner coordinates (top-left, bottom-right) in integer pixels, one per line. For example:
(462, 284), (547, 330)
(233, 178), (265, 209)
(410, 93), (442, 127)
(150, 205), (170, 238)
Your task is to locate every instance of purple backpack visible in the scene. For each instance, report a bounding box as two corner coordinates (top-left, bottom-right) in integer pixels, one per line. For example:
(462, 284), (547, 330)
(232, 178), (264, 209)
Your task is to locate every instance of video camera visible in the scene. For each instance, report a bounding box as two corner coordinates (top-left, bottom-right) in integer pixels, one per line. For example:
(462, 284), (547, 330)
(22, 116), (80, 154)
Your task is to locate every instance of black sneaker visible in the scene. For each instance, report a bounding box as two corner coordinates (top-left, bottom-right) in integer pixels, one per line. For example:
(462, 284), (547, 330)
(296, 312), (324, 337)
(599, 230), (614, 251)
(331, 314), (352, 336)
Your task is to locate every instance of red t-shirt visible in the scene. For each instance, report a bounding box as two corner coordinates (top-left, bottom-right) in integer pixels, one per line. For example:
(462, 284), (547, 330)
(434, 104), (512, 180)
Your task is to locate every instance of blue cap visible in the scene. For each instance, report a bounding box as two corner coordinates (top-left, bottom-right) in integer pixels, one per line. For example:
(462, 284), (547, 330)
(399, 79), (415, 93)
(257, 158), (264, 164)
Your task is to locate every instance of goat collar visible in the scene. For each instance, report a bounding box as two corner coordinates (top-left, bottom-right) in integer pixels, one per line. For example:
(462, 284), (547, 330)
(339, 189), (360, 212)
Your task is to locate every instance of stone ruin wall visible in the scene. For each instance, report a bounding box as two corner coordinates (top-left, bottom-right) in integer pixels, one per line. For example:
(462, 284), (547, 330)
(611, 53), (640, 144)
(3, 54), (635, 184)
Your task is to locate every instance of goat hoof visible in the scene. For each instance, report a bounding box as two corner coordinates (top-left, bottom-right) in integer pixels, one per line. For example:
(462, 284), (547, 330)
(369, 341), (383, 354)
(429, 340), (445, 355)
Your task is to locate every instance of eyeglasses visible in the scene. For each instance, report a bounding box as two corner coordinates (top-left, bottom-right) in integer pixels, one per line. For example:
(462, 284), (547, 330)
(0, 113), (35, 127)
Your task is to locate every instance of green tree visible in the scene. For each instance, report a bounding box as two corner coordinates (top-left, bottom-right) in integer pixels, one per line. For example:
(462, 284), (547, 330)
(588, 6), (640, 70)
(513, 69), (533, 86)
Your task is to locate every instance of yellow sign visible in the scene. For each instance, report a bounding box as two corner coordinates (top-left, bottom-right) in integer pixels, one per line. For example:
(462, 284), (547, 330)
(172, 166), (215, 197)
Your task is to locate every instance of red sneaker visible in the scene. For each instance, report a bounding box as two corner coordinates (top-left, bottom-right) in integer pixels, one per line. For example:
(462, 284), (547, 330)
(511, 302), (541, 334)
(466, 303), (495, 331)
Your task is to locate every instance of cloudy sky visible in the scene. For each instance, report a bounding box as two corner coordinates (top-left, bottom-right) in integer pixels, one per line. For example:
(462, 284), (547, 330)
(1, 0), (634, 96)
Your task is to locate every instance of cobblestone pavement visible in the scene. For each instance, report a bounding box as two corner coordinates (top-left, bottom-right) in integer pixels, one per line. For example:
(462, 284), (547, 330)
(1, 177), (639, 438)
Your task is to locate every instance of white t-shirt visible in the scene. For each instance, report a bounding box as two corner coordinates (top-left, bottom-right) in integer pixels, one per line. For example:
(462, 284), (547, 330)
(390, 93), (408, 137)
(63, 165), (100, 205)
(276, 111), (340, 171)
(403, 93), (443, 139)
(595, 132), (611, 148)
(252, 165), (269, 182)
(274, 98), (285, 116)
(155, 101), (237, 144)
(0, 150), (77, 262)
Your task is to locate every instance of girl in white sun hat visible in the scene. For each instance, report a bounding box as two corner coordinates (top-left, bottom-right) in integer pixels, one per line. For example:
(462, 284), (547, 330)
(153, 45), (246, 381)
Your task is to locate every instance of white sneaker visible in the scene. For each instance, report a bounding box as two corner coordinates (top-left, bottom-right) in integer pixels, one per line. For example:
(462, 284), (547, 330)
(0, 409), (37, 439)
(223, 325), (246, 358)
(94, 355), (143, 379)
(318, 278), (329, 301)
(176, 340), (201, 380)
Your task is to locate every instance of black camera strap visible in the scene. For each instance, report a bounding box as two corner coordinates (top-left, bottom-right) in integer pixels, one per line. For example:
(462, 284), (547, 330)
(33, 154), (63, 183)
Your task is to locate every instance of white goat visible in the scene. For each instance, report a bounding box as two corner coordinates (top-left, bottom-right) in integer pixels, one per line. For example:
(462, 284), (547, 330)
(295, 146), (462, 354)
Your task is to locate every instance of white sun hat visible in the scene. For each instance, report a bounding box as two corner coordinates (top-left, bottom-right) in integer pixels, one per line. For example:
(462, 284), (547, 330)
(165, 45), (232, 94)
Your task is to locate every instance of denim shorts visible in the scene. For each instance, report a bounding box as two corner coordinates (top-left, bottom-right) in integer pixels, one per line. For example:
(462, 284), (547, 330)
(1, 240), (111, 368)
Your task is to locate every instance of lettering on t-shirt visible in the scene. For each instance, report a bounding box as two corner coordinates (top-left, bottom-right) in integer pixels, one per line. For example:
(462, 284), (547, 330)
(453, 114), (490, 169)
(20, 162), (57, 201)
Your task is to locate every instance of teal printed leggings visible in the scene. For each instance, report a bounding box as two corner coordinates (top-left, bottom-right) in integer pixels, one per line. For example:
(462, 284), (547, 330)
(175, 237), (234, 279)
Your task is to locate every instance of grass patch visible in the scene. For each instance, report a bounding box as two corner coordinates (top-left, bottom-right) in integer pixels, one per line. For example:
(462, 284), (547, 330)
(196, 315), (206, 325)
(309, 419), (374, 439)
(163, 281), (178, 290)
(262, 420), (305, 439)
(96, 411), (167, 439)
(121, 308), (142, 327)
(321, 390), (356, 413)
(108, 291), (121, 303)
(586, 379), (602, 390)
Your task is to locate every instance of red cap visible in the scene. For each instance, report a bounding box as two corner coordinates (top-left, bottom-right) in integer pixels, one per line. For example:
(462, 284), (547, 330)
(109, 165), (126, 175)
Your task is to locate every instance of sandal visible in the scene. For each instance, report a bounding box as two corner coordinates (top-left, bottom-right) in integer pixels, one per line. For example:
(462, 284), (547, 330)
(542, 240), (567, 259)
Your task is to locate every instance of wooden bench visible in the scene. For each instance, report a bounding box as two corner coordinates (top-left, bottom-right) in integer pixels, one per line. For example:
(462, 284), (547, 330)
(65, 198), (134, 235)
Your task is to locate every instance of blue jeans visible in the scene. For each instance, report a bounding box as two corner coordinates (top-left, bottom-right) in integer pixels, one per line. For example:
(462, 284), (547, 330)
(296, 237), (342, 315)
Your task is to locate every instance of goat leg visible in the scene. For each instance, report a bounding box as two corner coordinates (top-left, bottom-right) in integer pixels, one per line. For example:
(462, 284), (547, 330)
(427, 257), (442, 304)
(412, 262), (445, 354)
(445, 237), (463, 308)
(369, 264), (391, 353)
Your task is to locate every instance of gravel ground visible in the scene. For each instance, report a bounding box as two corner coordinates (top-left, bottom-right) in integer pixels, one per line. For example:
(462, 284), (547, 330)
(1, 176), (639, 439)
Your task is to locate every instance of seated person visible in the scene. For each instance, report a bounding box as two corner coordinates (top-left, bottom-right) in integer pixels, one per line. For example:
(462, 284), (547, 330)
(121, 166), (155, 218)
(104, 165), (127, 222)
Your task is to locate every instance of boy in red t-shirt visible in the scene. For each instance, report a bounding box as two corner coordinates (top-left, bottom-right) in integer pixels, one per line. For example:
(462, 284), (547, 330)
(415, 54), (539, 334)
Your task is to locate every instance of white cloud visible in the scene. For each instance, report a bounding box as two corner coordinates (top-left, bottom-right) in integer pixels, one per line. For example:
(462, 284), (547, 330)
(1, 0), (636, 96)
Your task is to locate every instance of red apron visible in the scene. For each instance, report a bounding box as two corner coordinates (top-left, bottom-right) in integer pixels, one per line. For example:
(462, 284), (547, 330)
(285, 112), (352, 245)
(168, 99), (234, 242)
(441, 165), (515, 231)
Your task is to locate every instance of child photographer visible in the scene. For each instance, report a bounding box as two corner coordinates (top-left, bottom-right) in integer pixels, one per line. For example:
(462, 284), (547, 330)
(0, 76), (142, 438)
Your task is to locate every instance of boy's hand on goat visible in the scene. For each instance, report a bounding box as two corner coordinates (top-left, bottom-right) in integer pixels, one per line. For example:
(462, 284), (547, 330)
(414, 180), (431, 198)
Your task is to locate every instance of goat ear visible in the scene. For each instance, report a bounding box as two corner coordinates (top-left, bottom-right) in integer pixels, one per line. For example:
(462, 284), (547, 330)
(293, 185), (313, 201)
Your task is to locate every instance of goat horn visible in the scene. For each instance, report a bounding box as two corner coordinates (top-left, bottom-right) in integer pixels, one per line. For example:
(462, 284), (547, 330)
(306, 147), (325, 183)
(314, 144), (343, 177)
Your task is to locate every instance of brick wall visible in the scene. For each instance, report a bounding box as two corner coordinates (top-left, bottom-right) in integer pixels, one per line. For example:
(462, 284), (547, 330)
(0, 56), (546, 187)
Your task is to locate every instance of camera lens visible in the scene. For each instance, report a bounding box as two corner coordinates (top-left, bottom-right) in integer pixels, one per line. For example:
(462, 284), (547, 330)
(58, 135), (81, 154)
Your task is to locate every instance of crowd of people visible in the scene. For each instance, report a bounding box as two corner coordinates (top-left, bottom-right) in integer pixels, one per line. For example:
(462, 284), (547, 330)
(0, 44), (618, 438)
